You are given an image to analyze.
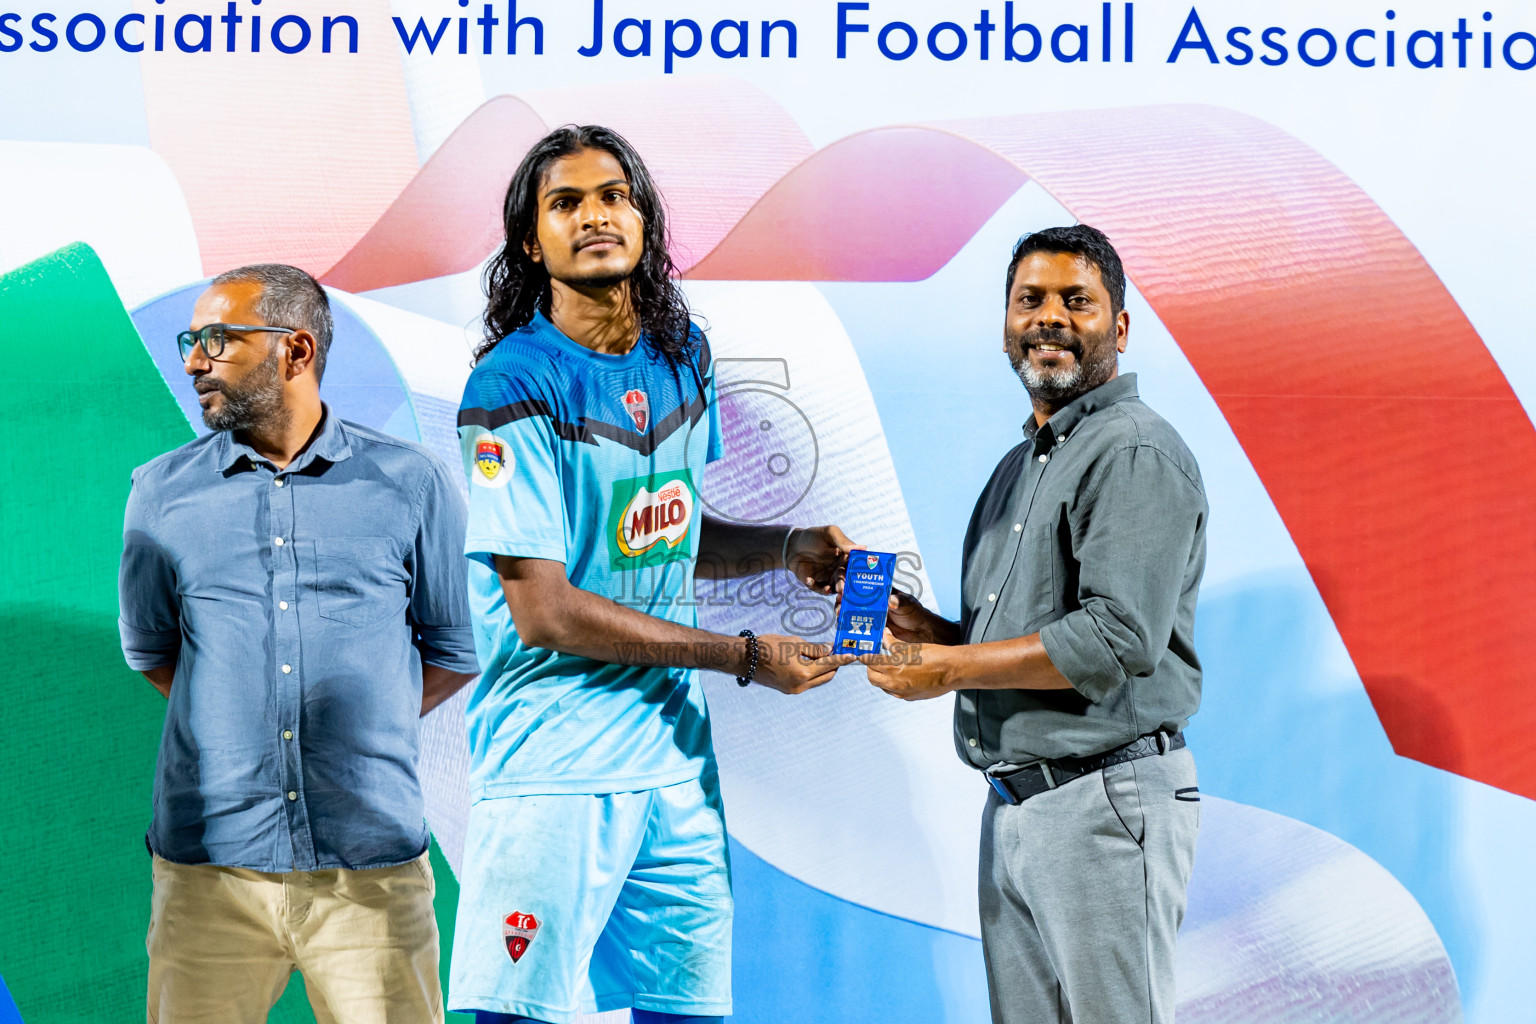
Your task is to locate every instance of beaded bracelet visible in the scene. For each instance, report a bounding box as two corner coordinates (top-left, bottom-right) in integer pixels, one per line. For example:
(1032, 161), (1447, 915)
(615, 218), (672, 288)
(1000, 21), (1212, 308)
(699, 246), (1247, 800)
(736, 629), (759, 687)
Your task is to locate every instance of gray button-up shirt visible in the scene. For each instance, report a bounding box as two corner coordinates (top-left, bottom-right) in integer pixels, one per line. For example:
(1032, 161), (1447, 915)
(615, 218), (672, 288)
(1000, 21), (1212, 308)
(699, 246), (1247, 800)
(954, 374), (1207, 765)
(118, 410), (479, 871)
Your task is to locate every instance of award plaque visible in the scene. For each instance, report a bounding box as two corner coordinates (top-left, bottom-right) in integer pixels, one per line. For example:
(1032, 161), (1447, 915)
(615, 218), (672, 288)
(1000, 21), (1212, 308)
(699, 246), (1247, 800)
(835, 550), (896, 654)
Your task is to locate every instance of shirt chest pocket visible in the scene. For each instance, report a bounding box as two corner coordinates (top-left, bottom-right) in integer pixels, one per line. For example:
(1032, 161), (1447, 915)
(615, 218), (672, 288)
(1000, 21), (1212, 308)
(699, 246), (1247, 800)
(311, 537), (409, 628)
(968, 519), (1060, 641)
(996, 524), (1060, 633)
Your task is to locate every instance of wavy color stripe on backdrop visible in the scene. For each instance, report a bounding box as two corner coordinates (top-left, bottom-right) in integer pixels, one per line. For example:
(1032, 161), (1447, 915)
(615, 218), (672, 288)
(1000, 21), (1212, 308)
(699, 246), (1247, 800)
(322, 78), (814, 292)
(135, 0), (419, 276)
(320, 97), (1535, 802)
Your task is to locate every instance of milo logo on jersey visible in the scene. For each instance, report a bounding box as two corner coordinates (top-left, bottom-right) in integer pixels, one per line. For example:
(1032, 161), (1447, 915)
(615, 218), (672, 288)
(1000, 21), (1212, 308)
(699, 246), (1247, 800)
(607, 470), (698, 570)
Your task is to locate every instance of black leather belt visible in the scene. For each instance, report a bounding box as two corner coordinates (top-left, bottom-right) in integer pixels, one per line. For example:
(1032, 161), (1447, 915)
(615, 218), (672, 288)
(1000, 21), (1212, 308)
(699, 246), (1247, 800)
(985, 731), (1184, 806)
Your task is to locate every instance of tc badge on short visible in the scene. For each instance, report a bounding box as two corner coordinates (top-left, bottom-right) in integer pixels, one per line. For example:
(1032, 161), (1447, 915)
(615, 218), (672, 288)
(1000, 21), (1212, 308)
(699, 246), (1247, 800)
(503, 911), (540, 963)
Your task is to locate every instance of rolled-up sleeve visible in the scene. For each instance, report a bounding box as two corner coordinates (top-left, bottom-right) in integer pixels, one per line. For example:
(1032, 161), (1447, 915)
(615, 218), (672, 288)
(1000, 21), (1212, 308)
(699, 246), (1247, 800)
(408, 456), (480, 674)
(119, 470), (181, 671)
(1039, 444), (1205, 704)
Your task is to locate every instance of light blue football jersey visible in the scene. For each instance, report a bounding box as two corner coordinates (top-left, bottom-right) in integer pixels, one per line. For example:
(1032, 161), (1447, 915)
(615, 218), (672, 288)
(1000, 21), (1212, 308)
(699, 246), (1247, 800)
(457, 310), (723, 798)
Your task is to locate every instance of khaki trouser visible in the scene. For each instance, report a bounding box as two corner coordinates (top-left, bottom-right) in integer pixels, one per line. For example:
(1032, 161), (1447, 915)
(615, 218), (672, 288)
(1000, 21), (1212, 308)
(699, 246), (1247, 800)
(147, 852), (444, 1024)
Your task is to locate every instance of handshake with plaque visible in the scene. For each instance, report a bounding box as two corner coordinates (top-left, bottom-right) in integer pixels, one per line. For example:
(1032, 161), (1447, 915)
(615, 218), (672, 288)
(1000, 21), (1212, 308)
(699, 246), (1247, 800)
(834, 549), (897, 654)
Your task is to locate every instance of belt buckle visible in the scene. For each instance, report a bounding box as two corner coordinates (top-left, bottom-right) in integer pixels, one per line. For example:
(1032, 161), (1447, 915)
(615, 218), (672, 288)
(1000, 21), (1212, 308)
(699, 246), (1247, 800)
(986, 774), (1019, 805)
(987, 759), (1056, 805)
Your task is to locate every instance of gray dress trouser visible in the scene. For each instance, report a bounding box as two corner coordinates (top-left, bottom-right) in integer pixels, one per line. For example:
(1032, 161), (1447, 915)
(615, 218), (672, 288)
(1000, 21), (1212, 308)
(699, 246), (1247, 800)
(979, 747), (1200, 1024)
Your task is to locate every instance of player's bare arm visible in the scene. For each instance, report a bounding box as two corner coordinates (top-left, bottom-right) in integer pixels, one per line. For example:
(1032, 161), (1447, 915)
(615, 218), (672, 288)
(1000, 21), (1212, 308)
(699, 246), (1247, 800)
(696, 516), (858, 592)
(494, 555), (852, 694)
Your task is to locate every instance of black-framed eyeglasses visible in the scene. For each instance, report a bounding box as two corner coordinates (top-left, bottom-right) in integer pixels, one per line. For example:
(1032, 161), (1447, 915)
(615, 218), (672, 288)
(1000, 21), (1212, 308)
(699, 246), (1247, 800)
(177, 323), (297, 360)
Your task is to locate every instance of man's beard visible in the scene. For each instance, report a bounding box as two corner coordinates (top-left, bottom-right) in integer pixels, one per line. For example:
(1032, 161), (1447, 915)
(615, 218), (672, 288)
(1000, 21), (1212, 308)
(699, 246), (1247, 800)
(197, 347), (288, 433)
(1008, 324), (1118, 403)
(565, 267), (631, 290)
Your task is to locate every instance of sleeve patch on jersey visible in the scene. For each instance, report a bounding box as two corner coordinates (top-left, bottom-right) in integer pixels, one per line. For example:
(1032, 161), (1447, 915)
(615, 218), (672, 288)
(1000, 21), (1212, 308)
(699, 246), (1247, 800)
(473, 432), (514, 488)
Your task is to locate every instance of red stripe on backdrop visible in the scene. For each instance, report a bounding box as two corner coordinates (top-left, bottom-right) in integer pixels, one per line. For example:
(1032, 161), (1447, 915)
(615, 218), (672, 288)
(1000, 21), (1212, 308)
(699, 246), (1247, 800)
(325, 97), (1536, 799)
(320, 95), (552, 293)
(702, 104), (1536, 798)
(995, 107), (1533, 798)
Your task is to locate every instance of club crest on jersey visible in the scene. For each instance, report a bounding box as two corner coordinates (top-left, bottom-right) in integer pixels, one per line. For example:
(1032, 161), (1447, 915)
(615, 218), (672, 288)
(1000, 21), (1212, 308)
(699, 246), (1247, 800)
(471, 433), (512, 489)
(621, 389), (650, 432)
(605, 471), (698, 569)
(503, 911), (540, 963)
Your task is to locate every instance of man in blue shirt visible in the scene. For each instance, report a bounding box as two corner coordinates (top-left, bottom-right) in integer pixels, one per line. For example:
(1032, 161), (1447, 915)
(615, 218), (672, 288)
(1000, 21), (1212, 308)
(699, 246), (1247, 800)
(449, 126), (857, 1024)
(118, 263), (480, 1024)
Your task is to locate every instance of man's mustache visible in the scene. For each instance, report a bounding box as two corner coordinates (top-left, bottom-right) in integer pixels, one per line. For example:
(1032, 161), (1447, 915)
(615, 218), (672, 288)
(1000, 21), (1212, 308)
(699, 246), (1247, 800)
(575, 233), (625, 252)
(1018, 326), (1082, 354)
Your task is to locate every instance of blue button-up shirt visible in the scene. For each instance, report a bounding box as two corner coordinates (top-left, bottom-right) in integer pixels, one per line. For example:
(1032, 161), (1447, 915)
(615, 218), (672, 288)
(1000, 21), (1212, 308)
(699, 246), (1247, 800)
(118, 410), (479, 871)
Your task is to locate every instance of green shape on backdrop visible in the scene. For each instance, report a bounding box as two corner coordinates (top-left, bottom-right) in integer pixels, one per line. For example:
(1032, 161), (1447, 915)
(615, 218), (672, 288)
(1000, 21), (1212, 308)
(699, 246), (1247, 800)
(0, 243), (194, 1021)
(0, 245), (470, 1023)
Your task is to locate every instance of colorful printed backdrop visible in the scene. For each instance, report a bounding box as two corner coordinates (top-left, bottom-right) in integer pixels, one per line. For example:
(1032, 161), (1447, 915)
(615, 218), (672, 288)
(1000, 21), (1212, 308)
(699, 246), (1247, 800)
(3, 2), (1534, 1021)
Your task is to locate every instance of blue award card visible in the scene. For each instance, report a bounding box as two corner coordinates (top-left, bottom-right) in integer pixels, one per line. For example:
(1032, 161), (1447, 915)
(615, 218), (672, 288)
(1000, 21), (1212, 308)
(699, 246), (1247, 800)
(835, 550), (896, 654)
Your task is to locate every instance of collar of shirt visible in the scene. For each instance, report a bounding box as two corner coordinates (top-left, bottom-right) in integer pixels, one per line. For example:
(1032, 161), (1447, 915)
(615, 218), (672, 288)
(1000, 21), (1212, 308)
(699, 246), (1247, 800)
(214, 404), (354, 474)
(1023, 372), (1140, 456)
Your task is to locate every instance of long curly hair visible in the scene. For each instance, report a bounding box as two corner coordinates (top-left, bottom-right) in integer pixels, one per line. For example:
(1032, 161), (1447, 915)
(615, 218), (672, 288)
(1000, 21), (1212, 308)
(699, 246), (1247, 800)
(477, 125), (694, 364)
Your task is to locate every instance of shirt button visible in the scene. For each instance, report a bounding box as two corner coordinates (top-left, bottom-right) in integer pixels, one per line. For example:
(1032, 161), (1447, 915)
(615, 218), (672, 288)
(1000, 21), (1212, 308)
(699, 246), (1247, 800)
(282, 664), (292, 674)
(1038, 454), (1049, 464)
(1013, 523), (1022, 532)
(1057, 435), (1067, 444)
(274, 536), (284, 546)
(287, 791), (298, 801)
(274, 478), (285, 487)
(987, 593), (997, 602)
(282, 730), (293, 740)
(968, 738), (978, 747)
(279, 601), (288, 611)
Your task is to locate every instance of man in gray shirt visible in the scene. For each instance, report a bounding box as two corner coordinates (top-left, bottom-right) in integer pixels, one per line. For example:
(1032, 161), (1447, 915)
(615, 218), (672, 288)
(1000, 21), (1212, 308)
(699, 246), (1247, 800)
(863, 225), (1206, 1024)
